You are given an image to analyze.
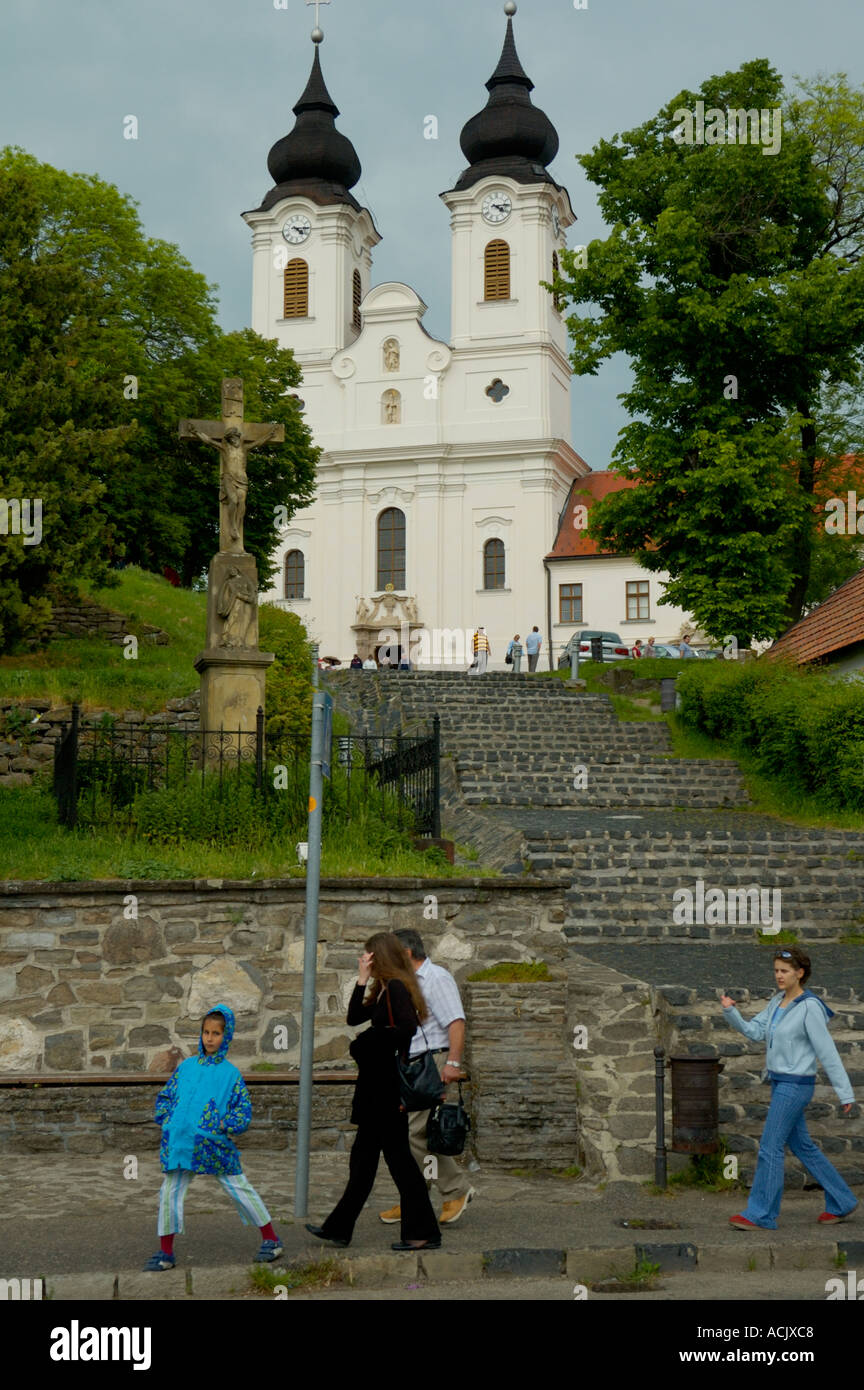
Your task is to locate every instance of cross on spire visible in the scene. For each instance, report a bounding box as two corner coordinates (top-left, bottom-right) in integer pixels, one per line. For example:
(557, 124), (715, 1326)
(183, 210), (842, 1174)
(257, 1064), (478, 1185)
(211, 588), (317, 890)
(306, 0), (330, 36)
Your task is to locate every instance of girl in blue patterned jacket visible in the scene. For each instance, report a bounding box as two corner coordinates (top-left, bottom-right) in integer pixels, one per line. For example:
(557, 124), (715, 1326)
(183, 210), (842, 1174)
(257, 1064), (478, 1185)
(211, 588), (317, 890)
(144, 1002), (282, 1270)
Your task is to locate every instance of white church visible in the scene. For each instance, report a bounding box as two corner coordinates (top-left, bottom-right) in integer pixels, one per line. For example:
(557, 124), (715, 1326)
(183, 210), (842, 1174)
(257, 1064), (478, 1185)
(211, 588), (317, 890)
(246, 3), (696, 667)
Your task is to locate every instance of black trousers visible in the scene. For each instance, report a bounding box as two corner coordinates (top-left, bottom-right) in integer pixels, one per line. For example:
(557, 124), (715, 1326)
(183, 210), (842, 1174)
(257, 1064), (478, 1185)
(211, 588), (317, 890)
(321, 1108), (440, 1244)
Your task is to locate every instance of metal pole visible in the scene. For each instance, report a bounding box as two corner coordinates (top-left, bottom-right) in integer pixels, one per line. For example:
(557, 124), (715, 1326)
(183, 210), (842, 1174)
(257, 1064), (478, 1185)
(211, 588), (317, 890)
(570, 644), (580, 683)
(255, 706), (264, 793)
(432, 714), (441, 839)
(294, 688), (325, 1219)
(654, 1045), (667, 1189)
(311, 641), (319, 690)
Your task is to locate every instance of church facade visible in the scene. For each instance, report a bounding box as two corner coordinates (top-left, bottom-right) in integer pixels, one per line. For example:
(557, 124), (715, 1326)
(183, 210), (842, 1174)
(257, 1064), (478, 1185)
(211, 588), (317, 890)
(244, 6), (591, 668)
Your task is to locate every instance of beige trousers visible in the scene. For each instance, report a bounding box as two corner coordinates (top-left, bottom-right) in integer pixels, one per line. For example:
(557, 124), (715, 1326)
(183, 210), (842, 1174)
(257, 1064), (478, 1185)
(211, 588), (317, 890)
(408, 1052), (469, 1201)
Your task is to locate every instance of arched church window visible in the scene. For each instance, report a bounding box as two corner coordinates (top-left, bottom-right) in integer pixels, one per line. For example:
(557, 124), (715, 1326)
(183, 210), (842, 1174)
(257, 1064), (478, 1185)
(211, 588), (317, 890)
(353, 269), (362, 331)
(382, 389), (401, 425)
(284, 550), (305, 599)
(484, 240), (510, 300)
(483, 538), (505, 590)
(283, 259), (308, 318)
(383, 338), (400, 372)
(552, 250), (562, 312)
(377, 508), (406, 590)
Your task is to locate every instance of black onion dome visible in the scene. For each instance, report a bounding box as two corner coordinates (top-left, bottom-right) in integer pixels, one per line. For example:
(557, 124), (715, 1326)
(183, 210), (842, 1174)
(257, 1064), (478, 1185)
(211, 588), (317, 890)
(257, 45), (363, 212)
(455, 16), (560, 191)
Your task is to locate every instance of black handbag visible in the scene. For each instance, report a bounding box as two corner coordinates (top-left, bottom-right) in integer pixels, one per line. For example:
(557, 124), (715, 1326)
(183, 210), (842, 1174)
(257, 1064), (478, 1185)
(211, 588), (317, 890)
(505, 652), (513, 664)
(426, 1079), (471, 1155)
(384, 987), (445, 1112)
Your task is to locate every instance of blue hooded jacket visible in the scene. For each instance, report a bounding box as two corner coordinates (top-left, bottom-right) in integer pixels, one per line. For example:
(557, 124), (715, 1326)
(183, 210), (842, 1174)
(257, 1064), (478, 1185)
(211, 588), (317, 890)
(154, 1003), (253, 1175)
(723, 990), (854, 1104)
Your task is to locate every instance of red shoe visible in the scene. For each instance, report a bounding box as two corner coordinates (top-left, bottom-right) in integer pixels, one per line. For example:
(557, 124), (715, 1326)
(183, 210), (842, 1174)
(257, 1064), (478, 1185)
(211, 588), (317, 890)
(818, 1206), (858, 1224)
(729, 1214), (759, 1230)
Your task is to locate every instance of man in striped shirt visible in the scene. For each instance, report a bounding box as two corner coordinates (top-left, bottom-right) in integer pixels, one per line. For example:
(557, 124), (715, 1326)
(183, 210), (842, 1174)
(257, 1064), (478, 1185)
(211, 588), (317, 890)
(469, 627), (491, 675)
(377, 929), (476, 1226)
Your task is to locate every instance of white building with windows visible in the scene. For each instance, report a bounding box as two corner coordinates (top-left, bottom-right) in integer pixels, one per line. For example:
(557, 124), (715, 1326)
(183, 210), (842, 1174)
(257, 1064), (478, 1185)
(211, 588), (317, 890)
(246, 7), (694, 666)
(546, 472), (697, 654)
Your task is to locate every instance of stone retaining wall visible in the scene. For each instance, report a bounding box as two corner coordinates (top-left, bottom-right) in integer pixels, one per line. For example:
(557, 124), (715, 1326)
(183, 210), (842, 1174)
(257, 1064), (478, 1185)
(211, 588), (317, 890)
(0, 1080), (354, 1157)
(0, 879), (562, 1077)
(43, 601), (169, 646)
(0, 695), (200, 789)
(466, 978), (582, 1168)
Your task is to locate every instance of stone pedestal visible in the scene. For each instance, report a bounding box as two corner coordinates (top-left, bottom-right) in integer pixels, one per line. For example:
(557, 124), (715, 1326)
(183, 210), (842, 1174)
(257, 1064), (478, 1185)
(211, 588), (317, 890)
(194, 552), (274, 751)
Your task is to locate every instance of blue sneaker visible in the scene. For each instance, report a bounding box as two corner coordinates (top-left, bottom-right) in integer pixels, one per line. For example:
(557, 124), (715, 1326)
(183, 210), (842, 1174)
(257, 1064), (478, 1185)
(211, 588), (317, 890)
(144, 1251), (176, 1271)
(255, 1238), (283, 1263)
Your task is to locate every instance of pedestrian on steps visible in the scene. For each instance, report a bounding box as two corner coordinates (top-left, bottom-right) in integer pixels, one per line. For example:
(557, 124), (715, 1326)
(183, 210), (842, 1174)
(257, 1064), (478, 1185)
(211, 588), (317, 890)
(721, 947), (857, 1232)
(305, 933), (441, 1251)
(525, 626), (542, 671)
(469, 627), (490, 674)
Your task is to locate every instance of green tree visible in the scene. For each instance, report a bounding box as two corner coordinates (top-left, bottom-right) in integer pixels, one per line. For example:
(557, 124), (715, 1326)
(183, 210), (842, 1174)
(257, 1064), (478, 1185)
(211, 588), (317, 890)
(0, 148), (318, 649)
(552, 62), (864, 643)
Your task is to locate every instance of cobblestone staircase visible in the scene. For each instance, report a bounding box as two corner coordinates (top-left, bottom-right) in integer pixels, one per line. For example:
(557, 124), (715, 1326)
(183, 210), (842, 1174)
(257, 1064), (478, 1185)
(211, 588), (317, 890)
(327, 671), (864, 1183)
(328, 671), (749, 810)
(524, 824), (864, 942)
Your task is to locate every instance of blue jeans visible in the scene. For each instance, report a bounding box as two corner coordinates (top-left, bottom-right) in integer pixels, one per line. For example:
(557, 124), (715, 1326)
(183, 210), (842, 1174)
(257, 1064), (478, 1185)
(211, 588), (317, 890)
(743, 1078), (857, 1229)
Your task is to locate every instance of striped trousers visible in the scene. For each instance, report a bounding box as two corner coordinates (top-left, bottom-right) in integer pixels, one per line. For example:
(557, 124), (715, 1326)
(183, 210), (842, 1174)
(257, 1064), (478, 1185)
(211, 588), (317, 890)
(157, 1168), (271, 1235)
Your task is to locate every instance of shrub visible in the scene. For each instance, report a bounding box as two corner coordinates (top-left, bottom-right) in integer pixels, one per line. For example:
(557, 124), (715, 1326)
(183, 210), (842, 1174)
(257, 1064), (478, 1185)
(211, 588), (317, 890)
(676, 658), (864, 811)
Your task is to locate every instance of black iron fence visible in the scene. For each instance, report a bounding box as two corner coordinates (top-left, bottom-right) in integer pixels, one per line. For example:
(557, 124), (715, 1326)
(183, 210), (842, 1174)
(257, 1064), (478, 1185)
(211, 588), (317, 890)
(52, 704), (441, 837)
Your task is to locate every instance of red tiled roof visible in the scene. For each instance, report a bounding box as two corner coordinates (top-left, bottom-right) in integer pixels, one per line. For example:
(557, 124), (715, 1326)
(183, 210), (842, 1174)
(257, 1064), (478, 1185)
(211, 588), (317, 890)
(546, 472), (637, 559)
(769, 566), (864, 664)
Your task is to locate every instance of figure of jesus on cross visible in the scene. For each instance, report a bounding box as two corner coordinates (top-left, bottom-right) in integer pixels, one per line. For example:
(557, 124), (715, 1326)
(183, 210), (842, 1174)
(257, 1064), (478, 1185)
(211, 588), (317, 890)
(179, 379), (284, 555)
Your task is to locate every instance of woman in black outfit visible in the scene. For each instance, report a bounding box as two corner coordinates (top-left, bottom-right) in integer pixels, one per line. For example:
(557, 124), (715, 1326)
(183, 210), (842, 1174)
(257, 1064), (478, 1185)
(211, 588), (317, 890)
(306, 932), (441, 1250)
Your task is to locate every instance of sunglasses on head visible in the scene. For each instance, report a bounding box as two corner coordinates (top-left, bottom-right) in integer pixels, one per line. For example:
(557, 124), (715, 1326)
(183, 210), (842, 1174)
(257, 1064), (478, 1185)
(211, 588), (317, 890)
(777, 951), (792, 959)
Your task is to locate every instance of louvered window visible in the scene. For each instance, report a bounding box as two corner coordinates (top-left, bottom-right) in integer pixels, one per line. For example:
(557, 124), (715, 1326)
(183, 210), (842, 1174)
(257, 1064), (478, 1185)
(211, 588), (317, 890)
(484, 240), (510, 300)
(552, 250), (562, 312)
(283, 259), (308, 318)
(353, 269), (362, 330)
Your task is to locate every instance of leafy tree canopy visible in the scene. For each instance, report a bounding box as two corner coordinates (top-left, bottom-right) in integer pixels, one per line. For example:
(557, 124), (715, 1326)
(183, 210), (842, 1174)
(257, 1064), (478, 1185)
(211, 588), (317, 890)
(553, 61), (864, 643)
(0, 147), (318, 650)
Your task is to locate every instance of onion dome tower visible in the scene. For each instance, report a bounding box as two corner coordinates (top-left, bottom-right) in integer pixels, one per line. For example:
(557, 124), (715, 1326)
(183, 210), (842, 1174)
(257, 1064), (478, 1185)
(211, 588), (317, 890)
(242, 27), (380, 359)
(453, 0), (561, 191)
(254, 34), (363, 212)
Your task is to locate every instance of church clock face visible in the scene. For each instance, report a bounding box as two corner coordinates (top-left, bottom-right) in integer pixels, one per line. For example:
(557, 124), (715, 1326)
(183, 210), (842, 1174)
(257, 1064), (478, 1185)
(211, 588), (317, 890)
(282, 215), (312, 245)
(481, 191), (512, 225)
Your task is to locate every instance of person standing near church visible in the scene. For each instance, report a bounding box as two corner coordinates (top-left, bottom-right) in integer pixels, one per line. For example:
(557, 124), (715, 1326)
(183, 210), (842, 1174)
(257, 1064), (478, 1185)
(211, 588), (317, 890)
(525, 626), (542, 672)
(378, 929), (476, 1227)
(469, 627), (490, 674)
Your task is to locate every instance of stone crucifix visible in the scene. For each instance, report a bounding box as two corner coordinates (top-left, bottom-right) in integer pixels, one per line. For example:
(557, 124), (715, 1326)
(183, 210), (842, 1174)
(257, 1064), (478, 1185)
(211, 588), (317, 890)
(179, 378), (284, 555)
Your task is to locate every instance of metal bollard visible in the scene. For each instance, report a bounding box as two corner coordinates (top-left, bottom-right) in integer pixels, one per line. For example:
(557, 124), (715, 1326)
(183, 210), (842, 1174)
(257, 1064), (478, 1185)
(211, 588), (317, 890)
(654, 1046), (667, 1189)
(511, 643), (523, 673)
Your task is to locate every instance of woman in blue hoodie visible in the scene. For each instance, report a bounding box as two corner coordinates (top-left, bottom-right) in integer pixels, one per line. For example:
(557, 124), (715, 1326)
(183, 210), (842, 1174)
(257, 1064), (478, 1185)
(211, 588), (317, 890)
(144, 1003), (282, 1270)
(721, 948), (857, 1231)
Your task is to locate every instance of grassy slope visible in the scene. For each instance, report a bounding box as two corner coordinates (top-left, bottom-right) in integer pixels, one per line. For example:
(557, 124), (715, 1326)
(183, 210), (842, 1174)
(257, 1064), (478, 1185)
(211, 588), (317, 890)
(0, 568), (205, 712)
(0, 569), (487, 879)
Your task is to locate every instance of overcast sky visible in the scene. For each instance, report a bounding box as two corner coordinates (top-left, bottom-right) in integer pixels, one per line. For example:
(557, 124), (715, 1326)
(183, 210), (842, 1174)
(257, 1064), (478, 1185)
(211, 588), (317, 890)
(3, 0), (863, 468)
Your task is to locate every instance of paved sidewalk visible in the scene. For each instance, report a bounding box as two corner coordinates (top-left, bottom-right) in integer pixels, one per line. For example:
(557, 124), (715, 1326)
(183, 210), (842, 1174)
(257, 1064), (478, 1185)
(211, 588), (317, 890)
(0, 1152), (859, 1300)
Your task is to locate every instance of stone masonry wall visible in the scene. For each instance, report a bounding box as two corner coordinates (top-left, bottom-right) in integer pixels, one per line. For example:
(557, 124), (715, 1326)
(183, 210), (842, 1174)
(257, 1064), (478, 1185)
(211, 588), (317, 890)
(465, 978), (582, 1168)
(43, 601), (169, 646)
(0, 878), (563, 1076)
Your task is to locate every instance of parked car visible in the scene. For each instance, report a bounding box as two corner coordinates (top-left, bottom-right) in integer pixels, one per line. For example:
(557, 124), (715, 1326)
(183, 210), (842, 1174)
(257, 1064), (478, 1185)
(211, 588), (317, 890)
(647, 643), (682, 658)
(695, 648), (724, 659)
(557, 630), (632, 667)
